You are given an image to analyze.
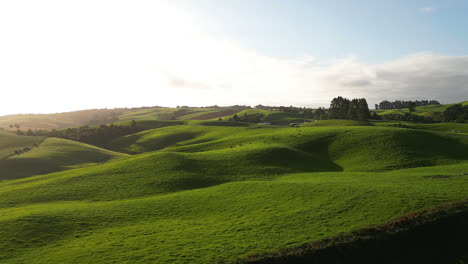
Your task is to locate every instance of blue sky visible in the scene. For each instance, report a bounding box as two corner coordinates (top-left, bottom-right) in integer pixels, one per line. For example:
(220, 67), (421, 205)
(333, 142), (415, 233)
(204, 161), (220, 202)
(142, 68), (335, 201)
(181, 0), (468, 62)
(0, 0), (467, 115)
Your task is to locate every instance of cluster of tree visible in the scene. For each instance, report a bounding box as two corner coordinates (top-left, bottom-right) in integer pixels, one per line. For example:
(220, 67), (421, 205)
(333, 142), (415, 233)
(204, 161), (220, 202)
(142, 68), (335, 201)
(231, 113), (264, 123)
(230, 108), (327, 123)
(177, 105), (251, 109)
(328, 97), (370, 121)
(20, 121), (143, 147)
(379, 113), (434, 123)
(255, 104), (301, 112)
(13, 147), (32, 156)
(376, 100), (440, 110)
(254, 105), (326, 120)
(441, 104), (468, 123)
(2, 140), (41, 159)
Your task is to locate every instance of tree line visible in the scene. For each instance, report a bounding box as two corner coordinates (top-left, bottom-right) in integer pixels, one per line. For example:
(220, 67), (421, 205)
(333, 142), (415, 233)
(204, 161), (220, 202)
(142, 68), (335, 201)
(18, 121), (143, 148)
(375, 103), (467, 123)
(376, 100), (440, 110)
(441, 103), (468, 123)
(328, 97), (370, 121)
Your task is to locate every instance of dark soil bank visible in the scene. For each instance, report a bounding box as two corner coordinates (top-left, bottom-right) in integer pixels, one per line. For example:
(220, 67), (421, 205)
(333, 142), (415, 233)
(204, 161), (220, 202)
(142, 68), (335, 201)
(233, 201), (468, 264)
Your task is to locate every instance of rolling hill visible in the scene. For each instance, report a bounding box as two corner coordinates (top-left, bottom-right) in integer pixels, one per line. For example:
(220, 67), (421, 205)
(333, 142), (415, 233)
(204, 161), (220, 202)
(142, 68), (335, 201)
(0, 162), (466, 263)
(0, 103), (467, 263)
(0, 137), (127, 181)
(376, 101), (468, 117)
(0, 131), (43, 159)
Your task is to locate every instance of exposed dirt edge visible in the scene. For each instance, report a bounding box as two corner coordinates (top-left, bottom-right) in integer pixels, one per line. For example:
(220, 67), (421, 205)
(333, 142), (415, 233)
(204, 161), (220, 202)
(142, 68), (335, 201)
(228, 200), (468, 264)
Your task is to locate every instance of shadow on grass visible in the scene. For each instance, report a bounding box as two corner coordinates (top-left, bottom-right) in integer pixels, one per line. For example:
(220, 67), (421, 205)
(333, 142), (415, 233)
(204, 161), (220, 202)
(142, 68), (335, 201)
(231, 200), (468, 264)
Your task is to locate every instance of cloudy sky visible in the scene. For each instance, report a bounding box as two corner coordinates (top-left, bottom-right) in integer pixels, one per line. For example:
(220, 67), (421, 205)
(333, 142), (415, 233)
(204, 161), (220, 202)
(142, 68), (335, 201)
(1, 0), (468, 115)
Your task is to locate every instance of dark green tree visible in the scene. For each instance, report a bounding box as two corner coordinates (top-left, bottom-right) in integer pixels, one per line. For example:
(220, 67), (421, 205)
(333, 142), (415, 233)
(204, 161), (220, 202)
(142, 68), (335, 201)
(347, 99), (359, 120)
(442, 104), (464, 122)
(329, 96), (350, 119)
(356, 98), (371, 121)
(409, 102), (416, 113)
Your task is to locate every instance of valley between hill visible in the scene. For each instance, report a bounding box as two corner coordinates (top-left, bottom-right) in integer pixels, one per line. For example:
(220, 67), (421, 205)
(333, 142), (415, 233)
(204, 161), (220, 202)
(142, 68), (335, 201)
(0, 105), (467, 264)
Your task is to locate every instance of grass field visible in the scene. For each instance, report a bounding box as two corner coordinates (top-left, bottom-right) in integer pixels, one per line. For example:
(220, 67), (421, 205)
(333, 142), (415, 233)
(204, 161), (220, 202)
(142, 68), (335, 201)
(0, 105), (467, 263)
(0, 131), (43, 159)
(118, 107), (248, 122)
(0, 137), (127, 181)
(0, 163), (466, 263)
(372, 121), (468, 135)
(376, 101), (468, 117)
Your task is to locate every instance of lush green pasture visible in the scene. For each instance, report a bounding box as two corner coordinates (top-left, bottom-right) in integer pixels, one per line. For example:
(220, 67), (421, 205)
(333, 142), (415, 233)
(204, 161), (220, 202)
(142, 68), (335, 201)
(118, 107), (183, 121)
(0, 115), (70, 130)
(109, 125), (468, 170)
(234, 109), (311, 124)
(0, 125), (466, 205)
(376, 101), (468, 117)
(114, 120), (187, 130)
(407, 122), (468, 133)
(0, 119), (467, 263)
(372, 121), (468, 134)
(0, 163), (467, 264)
(0, 138), (127, 180)
(118, 107), (244, 122)
(0, 131), (42, 159)
(109, 123), (271, 154)
(301, 119), (370, 127)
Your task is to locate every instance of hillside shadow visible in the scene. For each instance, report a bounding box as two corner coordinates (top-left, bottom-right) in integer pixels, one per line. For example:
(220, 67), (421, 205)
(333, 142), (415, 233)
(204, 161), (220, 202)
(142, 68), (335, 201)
(294, 135), (343, 172)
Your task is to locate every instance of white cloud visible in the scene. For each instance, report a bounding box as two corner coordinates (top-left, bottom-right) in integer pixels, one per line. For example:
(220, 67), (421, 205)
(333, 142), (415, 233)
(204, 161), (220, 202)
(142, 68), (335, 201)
(0, 1), (466, 116)
(419, 6), (435, 13)
(314, 53), (468, 105)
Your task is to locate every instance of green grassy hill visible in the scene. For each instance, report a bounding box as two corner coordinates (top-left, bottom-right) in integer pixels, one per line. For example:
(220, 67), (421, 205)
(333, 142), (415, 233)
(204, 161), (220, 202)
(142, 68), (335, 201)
(301, 119), (370, 127)
(109, 125), (468, 170)
(0, 114), (467, 263)
(118, 106), (248, 122)
(0, 108), (132, 131)
(376, 101), (468, 117)
(2, 100), (466, 131)
(231, 108), (311, 124)
(0, 137), (127, 181)
(0, 163), (466, 263)
(0, 125), (466, 204)
(0, 131), (43, 159)
(372, 121), (468, 134)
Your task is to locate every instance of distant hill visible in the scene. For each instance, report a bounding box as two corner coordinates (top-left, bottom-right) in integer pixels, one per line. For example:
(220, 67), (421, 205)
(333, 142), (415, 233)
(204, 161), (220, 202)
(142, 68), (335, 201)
(376, 100), (468, 118)
(0, 108), (132, 131)
(0, 106), (249, 131)
(0, 131), (43, 159)
(0, 107), (467, 263)
(0, 136), (127, 181)
(1, 101), (466, 131)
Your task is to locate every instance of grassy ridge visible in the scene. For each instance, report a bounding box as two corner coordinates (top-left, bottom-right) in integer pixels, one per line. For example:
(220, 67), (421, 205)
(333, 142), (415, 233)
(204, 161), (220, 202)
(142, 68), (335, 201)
(0, 115), (467, 263)
(0, 163), (467, 263)
(301, 119), (370, 127)
(118, 107), (247, 122)
(235, 200), (468, 264)
(233, 109), (311, 124)
(110, 125), (468, 171)
(0, 126), (466, 205)
(372, 121), (468, 135)
(0, 138), (127, 181)
(376, 101), (468, 117)
(0, 131), (43, 159)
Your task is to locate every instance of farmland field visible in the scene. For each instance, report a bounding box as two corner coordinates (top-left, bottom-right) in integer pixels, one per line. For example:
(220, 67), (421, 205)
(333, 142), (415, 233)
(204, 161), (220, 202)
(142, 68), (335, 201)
(0, 110), (467, 263)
